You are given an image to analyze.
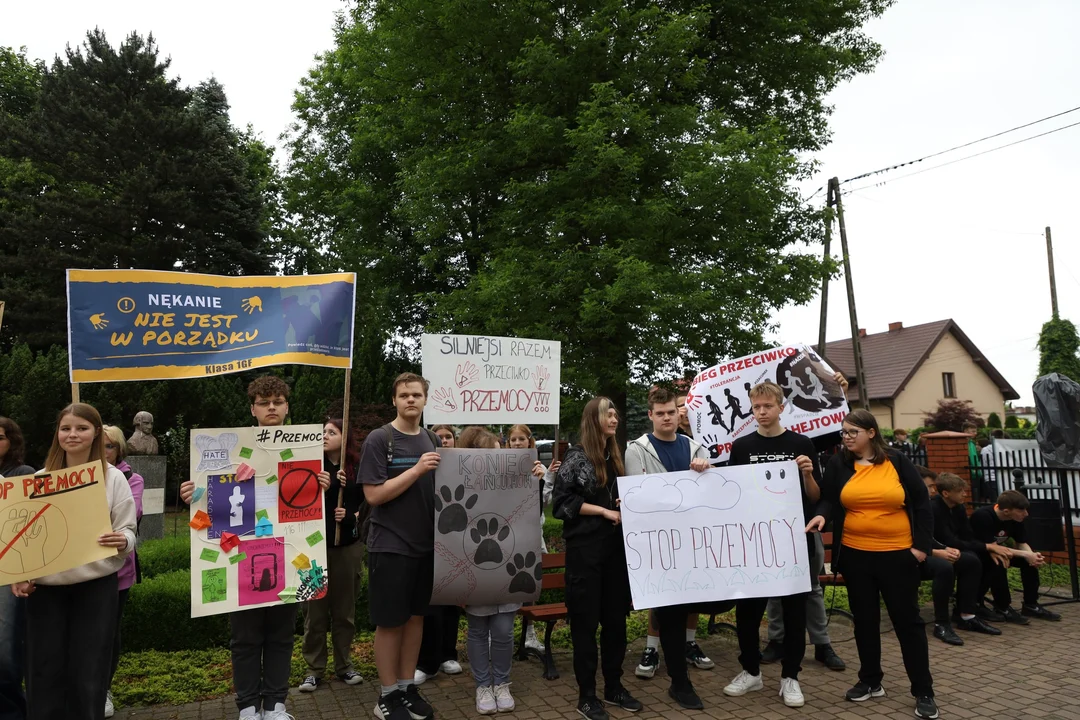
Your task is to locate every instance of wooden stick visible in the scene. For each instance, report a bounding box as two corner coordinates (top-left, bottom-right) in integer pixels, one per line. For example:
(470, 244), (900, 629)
(334, 370), (352, 545)
(71, 382), (80, 404)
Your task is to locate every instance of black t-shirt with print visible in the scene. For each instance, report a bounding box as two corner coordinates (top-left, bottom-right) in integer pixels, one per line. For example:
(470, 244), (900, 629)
(970, 504), (1027, 547)
(729, 430), (821, 525)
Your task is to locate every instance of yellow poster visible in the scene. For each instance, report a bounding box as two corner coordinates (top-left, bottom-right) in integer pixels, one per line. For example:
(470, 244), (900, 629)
(0, 462), (116, 584)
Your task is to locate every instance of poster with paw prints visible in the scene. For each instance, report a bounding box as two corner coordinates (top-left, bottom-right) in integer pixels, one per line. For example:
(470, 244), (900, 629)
(431, 448), (543, 605)
(187, 425), (328, 617)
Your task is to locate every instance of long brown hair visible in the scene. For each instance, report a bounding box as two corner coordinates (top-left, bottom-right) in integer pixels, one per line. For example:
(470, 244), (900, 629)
(44, 403), (107, 471)
(325, 418), (361, 483)
(840, 408), (889, 465)
(0, 417), (27, 468)
(581, 396), (624, 487)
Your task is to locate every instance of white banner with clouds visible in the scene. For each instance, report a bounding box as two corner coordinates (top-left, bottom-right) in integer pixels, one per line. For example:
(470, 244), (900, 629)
(617, 461), (810, 609)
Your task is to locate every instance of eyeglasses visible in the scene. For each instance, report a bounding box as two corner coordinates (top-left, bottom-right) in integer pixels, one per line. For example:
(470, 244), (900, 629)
(839, 429), (864, 439)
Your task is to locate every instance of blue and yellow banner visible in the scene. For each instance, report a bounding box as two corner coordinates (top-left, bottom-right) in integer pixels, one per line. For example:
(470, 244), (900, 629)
(66, 270), (356, 382)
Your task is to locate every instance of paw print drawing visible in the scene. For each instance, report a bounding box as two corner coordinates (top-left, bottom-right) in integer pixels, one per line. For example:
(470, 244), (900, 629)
(470, 517), (511, 566)
(685, 391), (703, 411)
(434, 485), (477, 534)
(455, 361), (479, 388)
(506, 551), (543, 594)
(432, 387), (457, 412)
(533, 366), (550, 391)
(701, 434), (722, 460)
(89, 313), (109, 330)
(241, 296), (263, 314)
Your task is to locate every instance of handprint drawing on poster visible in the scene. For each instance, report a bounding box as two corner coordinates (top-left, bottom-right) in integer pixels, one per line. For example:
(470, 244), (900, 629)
(432, 387), (457, 413)
(455, 361), (479, 388)
(0, 503), (67, 576)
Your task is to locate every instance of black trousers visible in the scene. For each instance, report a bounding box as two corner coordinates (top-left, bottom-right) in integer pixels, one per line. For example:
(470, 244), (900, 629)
(417, 606), (461, 674)
(26, 573), (118, 720)
(107, 588), (130, 690)
(843, 547), (933, 698)
(980, 553), (1039, 609)
(656, 600), (734, 692)
(566, 535), (629, 699)
(919, 552), (980, 623)
(230, 604), (298, 711)
(737, 593), (808, 679)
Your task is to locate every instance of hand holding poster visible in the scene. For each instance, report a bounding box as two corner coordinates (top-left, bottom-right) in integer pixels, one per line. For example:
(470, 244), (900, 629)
(686, 344), (848, 463)
(0, 462), (116, 584)
(67, 270), (356, 382)
(421, 334), (560, 425)
(188, 425), (328, 617)
(431, 448), (543, 605)
(617, 461), (810, 610)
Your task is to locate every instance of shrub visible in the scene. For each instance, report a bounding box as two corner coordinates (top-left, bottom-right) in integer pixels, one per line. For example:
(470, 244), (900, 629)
(987, 412), (1002, 428)
(1005, 414), (1020, 429)
(122, 570), (230, 651)
(922, 399), (983, 432)
(137, 535), (190, 580)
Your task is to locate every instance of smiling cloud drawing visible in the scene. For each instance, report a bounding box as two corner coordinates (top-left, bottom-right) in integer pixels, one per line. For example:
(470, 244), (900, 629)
(622, 470), (741, 514)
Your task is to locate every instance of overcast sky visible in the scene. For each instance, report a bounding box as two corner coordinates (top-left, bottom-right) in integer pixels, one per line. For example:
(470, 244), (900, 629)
(5, 1), (1078, 407)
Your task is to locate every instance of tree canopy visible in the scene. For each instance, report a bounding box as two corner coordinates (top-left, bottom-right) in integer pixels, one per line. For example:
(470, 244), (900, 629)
(1037, 316), (1080, 383)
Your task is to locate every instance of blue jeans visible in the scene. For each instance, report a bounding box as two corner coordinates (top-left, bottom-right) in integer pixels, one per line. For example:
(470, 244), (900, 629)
(0, 591), (26, 720)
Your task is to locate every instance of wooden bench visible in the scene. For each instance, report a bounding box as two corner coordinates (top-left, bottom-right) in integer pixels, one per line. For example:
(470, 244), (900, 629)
(516, 552), (566, 680)
(819, 531), (853, 620)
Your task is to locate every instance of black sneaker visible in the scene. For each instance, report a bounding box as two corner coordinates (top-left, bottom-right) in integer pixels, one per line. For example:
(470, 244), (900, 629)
(298, 674), (319, 692)
(932, 624), (963, 646)
(974, 604), (1005, 623)
(915, 695), (940, 719)
(845, 682), (886, 702)
(760, 639), (783, 664)
(401, 684), (434, 720)
(374, 690), (411, 720)
(955, 616), (1002, 635)
(685, 641), (714, 670)
(1000, 606), (1030, 625)
(668, 686), (704, 710)
(634, 647), (659, 678)
(814, 643), (846, 671)
(603, 687), (643, 713)
(577, 696), (609, 720)
(1022, 603), (1062, 621)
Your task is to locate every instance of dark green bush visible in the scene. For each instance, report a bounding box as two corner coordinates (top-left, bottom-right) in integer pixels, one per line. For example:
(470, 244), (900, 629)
(123, 570), (230, 651)
(137, 535), (189, 580)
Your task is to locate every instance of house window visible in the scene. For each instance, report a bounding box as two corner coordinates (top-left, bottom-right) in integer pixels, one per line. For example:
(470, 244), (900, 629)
(942, 372), (956, 398)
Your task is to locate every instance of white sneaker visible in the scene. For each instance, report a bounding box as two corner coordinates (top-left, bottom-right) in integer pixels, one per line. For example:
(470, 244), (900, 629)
(414, 668), (437, 685)
(440, 659), (463, 675)
(524, 624), (545, 652)
(104, 691), (115, 718)
(780, 677), (805, 707)
(263, 703), (293, 720)
(476, 685), (497, 715)
(298, 674), (319, 692)
(493, 682), (515, 712)
(238, 707), (261, 720)
(723, 670), (764, 697)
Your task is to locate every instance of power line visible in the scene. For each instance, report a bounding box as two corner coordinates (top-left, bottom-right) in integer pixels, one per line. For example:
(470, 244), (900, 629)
(842, 104), (1080, 185)
(843, 118), (1080, 194)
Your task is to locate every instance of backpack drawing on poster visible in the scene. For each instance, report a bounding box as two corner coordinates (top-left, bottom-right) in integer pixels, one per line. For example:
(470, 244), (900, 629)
(187, 425), (329, 617)
(686, 344), (849, 464)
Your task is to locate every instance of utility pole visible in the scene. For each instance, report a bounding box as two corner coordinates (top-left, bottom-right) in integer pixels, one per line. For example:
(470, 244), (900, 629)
(831, 177), (869, 410)
(1046, 226), (1059, 319)
(816, 196), (833, 354)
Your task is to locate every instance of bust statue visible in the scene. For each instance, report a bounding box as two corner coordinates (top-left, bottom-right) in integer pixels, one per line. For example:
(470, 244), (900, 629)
(127, 411), (160, 455)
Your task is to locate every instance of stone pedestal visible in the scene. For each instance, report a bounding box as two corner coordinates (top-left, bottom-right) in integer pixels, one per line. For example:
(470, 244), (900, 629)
(126, 455), (167, 542)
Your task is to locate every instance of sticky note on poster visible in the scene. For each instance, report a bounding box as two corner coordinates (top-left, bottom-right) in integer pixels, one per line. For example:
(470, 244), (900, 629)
(200, 548), (220, 563)
(277, 460), (323, 524)
(202, 567), (227, 603)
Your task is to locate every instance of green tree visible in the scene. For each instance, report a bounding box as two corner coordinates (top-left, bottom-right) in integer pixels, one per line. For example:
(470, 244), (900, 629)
(987, 412), (1002, 429)
(1005, 414), (1019, 429)
(0, 31), (277, 351)
(1037, 316), (1080, 382)
(287, 0), (892, 428)
(923, 399), (984, 433)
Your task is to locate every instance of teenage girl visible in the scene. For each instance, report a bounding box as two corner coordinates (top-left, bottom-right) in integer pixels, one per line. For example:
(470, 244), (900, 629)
(13, 403), (136, 720)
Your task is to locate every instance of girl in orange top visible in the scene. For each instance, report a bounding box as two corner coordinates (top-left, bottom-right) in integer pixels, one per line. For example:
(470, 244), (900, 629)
(807, 409), (937, 720)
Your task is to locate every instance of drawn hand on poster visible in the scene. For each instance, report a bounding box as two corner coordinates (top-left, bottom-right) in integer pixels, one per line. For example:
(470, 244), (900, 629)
(467, 516), (513, 566)
(506, 551), (543, 594)
(0, 505), (59, 575)
(455, 361), (479, 388)
(701, 434), (722, 460)
(432, 387), (457, 413)
(195, 433), (239, 472)
(89, 313), (109, 330)
(241, 296), (263, 314)
(434, 485), (478, 533)
(533, 366), (550, 391)
(685, 391), (702, 412)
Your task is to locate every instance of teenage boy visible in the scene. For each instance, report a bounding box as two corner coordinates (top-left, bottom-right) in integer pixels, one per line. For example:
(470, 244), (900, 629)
(890, 429), (915, 457)
(626, 388), (715, 681)
(358, 373), (441, 720)
(970, 490), (1061, 624)
(180, 376), (330, 720)
(919, 473), (1002, 644)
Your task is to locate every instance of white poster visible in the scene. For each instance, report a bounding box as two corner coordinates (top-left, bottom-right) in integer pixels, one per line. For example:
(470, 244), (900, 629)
(617, 461), (811, 610)
(686, 343), (848, 464)
(187, 425), (329, 617)
(421, 334), (560, 425)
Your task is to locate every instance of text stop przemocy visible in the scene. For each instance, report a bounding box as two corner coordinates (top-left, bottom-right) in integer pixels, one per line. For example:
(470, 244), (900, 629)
(625, 517), (803, 572)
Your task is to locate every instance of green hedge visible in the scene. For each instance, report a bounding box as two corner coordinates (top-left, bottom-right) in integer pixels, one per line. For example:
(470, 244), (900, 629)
(123, 570), (231, 651)
(137, 535), (189, 579)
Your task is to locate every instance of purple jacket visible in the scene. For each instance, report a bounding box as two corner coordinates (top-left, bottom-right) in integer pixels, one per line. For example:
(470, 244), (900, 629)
(115, 460), (144, 591)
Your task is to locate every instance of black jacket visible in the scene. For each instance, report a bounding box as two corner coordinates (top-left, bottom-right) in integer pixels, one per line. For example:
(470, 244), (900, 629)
(931, 495), (986, 554)
(552, 445), (620, 546)
(814, 448), (934, 572)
